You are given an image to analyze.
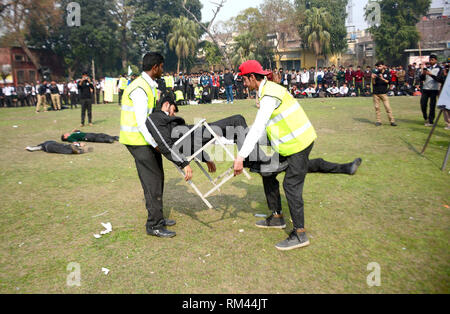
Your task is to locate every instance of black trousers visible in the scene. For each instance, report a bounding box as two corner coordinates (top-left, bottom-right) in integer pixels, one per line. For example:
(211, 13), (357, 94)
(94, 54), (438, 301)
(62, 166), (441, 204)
(263, 152), (356, 223)
(70, 92), (78, 108)
(420, 90), (439, 124)
(355, 82), (363, 96)
(126, 145), (165, 230)
(84, 133), (116, 143)
(5, 96), (13, 107)
(39, 141), (74, 154)
(80, 98), (92, 124)
(118, 89), (124, 106)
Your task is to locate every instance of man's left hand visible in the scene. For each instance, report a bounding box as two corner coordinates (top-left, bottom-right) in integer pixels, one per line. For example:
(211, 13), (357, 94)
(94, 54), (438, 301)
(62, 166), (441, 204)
(233, 156), (244, 176)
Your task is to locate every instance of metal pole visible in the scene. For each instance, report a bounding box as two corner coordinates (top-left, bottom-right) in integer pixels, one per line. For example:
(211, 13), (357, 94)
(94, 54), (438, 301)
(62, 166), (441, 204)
(92, 59), (96, 105)
(421, 109), (443, 155)
(442, 142), (450, 171)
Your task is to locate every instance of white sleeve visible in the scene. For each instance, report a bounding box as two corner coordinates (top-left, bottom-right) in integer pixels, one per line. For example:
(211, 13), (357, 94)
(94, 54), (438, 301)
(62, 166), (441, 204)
(238, 96), (279, 159)
(129, 88), (158, 148)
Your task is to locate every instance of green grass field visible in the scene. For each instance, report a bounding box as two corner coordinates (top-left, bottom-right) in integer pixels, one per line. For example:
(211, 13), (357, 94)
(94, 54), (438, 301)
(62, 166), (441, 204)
(0, 96), (449, 293)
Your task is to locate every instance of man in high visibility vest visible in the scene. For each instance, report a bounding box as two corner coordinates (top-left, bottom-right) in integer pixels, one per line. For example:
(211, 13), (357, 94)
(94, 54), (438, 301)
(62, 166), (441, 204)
(120, 52), (184, 238)
(233, 60), (317, 251)
(117, 74), (128, 106)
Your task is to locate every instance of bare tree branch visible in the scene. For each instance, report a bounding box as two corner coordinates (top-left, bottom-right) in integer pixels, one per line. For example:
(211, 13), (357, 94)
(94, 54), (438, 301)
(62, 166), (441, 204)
(182, 0), (231, 67)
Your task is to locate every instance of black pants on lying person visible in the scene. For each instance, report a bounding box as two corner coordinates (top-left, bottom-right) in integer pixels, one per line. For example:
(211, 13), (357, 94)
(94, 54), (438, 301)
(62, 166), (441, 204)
(26, 141), (88, 154)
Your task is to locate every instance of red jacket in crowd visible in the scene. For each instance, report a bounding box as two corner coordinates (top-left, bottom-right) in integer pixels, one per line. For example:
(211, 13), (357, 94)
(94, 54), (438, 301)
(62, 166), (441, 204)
(345, 69), (354, 83)
(354, 70), (364, 83)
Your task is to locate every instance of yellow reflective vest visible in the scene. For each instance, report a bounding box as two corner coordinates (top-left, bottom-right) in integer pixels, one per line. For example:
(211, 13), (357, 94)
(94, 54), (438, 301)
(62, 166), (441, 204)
(164, 76), (174, 88)
(174, 90), (184, 101)
(260, 81), (317, 156)
(119, 76), (156, 146)
(118, 77), (128, 90)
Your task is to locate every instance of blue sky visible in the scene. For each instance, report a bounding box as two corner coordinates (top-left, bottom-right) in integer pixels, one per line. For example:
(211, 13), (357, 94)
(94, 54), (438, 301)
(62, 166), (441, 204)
(200, 0), (444, 30)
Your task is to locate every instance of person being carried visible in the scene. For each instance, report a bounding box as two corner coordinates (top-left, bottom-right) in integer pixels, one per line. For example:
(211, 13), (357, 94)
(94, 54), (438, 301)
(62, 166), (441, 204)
(61, 129), (119, 144)
(147, 94), (362, 180)
(25, 141), (93, 154)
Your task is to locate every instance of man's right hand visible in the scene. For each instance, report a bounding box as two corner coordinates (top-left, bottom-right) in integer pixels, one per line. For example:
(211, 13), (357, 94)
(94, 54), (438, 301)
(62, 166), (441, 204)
(183, 165), (193, 181)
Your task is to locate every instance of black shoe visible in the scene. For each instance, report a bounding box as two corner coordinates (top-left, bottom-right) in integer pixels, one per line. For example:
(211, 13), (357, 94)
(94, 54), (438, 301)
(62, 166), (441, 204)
(375, 122), (382, 127)
(255, 213), (286, 229)
(349, 158), (362, 175)
(114, 136), (119, 141)
(391, 122), (397, 127)
(163, 219), (176, 227)
(147, 227), (176, 238)
(275, 229), (310, 251)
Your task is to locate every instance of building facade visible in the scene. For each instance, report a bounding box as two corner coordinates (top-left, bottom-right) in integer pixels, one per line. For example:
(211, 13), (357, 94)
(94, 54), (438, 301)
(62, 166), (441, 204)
(0, 46), (65, 86)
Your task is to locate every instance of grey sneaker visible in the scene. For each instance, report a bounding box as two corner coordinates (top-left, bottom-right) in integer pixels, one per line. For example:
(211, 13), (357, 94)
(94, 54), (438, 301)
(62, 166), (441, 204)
(255, 213), (286, 229)
(275, 229), (310, 251)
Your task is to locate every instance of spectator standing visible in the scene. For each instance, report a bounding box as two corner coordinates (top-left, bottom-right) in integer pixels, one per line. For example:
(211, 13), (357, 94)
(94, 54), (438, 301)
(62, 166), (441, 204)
(78, 72), (94, 126)
(315, 67), (324, 85)
(68, 80), (78, 109)
(301, 68), (309, 89)
(364, 66), (373, 87)
(397, 66), (406, 87)
(308, 67), (316, 86)
(420, 54), (443, 126)
(372, 61), (397, 127)
(49, 81), (61, 110)
(223, 68), (234, 104)
(345, 65), (355, 86)
(337, 66), (345, 87)
(354, 66), (364, 96)
(36, 81), (48, 112)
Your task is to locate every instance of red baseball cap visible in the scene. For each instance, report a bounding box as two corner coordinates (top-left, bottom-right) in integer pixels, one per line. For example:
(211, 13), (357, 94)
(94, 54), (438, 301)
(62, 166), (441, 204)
(238, 60), (271, 76)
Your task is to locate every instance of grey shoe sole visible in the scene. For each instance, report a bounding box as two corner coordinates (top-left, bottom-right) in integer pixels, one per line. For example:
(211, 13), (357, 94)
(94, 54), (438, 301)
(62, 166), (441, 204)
(255, 222), (286, 229)
(275, 240), (310, 251)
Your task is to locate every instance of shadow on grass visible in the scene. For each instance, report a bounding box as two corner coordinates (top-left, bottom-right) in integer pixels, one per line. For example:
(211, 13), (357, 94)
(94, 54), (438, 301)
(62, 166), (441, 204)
(353, 118), (374, 125)
(399, 136), (444, 170)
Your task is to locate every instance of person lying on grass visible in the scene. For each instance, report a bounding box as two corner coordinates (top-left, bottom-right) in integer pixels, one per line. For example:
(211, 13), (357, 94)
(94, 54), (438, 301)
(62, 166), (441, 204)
(26, 141), (93, 154)
(61, 129), (119, 144)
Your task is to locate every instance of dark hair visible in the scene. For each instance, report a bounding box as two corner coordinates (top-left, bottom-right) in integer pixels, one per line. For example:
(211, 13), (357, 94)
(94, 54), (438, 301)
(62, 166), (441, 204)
(142, 52), (164, 71)
(375, 61), (384, 67)
(245, 73), (265, 81)
(61, 134), (67, 141)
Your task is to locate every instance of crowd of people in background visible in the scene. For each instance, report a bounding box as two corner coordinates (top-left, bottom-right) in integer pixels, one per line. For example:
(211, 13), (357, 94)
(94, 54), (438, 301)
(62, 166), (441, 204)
(1, 59), (449, 130)
(0, 77), (105, 110)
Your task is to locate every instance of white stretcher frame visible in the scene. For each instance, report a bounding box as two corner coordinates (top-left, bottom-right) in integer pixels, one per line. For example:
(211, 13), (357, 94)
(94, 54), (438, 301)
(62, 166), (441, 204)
(173, 119), (251, 209)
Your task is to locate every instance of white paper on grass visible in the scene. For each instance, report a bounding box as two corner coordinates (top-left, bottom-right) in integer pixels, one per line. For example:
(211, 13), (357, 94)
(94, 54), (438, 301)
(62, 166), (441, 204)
(93, 234), (101, 239)
(101, 267), (109, 275)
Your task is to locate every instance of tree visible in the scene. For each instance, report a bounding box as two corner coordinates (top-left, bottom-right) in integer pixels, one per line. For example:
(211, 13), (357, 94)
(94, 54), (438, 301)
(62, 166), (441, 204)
(182, 0), (233, 67)
(259, 0), (297, 67)
(110, 0), (135, 71)
(300, 7), (331, 69)
(167, 16), (199, 73)
(366, 0), (431, 65)
(295, 0), (348, 54)
(131, 0), (202, 71)
(0, 0), (60, 71)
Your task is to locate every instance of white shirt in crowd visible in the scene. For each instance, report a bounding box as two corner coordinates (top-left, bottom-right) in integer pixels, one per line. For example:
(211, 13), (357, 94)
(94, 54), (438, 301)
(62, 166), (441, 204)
(57, 83), (64, 94)
(304, 87), (316, 96)
(301, 71), (310, 84)
(128, 71), (158, 148)
(315, 71), (324, 81)
(296, 73), (301, 83)
(68, 82), (78, 93)
(238, 78), (279, 159)
(3, 86), (13, 96)
(339, 86), (349, 95)
(100, 79), (105, 91)
(327, 86), (339, 95)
